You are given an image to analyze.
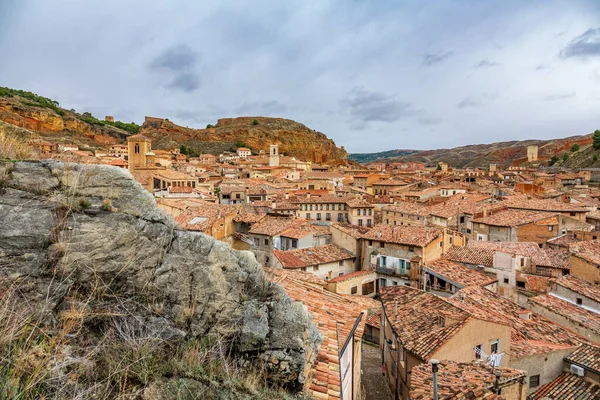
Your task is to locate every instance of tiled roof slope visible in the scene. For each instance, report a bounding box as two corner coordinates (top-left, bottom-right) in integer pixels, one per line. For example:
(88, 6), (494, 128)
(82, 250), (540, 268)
(380, 286), (475, 361)
(569, 239), (600, 266)
(468, 241), (553, 267)
(409, 360), (525, 400)
(565, 343), (600, 374)
(471, 209), (557, 227)
(529, 294), (600, 337)
(503, 197), (589, 212)
(444, 246), (495, 267)
(362, 224), (443, 247)
(448, 286), (582, 359)
(551, 275), (600, 303)
(425, 259), (497, 288)
(528, 372), (600, 400)
(272, 275), (374, 400)
(274, 244), (355, 269)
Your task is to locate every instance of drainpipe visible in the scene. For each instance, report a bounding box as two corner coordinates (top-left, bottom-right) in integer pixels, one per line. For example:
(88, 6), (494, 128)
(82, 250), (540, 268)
(493, 370), (503, 394)
(430, 359), (440, 400)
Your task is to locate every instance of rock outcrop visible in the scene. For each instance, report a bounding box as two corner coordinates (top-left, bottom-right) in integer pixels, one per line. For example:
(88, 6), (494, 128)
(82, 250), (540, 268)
(0, 161), (321, 398)
(140, 116), (348, 165)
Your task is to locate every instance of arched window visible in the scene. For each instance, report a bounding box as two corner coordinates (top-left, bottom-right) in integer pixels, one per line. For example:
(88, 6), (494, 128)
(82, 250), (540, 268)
(134, 144), (140, 154)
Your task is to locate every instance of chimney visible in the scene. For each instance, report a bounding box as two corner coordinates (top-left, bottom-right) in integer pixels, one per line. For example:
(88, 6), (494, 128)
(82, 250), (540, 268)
(430, 359), (440, 400)
(394, 300), (398, 315)
(518, 310), (532, 321)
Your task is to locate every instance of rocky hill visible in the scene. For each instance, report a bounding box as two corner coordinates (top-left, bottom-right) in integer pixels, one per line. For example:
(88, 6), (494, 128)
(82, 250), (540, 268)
(348, 149), (418, 164)
(0, 87), (348, 165)
(351, 134), (594, 168)
(140, 116), (348, 165)
(0, 160), (320, 398)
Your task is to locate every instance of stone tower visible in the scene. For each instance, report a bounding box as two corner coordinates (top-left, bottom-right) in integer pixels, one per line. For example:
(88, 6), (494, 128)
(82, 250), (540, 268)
(269, 144), (280, 167)
(127, 134), (152, 172)
(527, 146), (538, 162)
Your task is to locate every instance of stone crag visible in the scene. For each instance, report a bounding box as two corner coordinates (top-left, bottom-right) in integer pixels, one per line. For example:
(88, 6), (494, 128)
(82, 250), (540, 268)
(140, 116), (348, 165)
(0, 161), (321, 398)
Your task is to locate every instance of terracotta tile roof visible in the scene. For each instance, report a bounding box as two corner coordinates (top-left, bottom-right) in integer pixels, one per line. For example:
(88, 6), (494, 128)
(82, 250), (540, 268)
(444, 246), (495, 267)
(294, 194), (350, 204)
(152, 169), (197, 181)
(345, 197), (374, 208)
(503, 197), (589, 213)
(270, 274), (373, 400)
(520, 274), (550, 293)
(174, 203), (237, 232)
(266, 268), (328, 288)
(380, 286), (474, 361)
(528, 372), (600, 400)
(428, 193), (495, 219)
(569, 239), (600, 266)
(543, 248), (571, 271)
(274, 244), (355, 269)
(551, 275), (600, 303)
(330, 223), (372, 238)
(365, 308), (382, 329)
(409, 361), (526, 400)
(448, 286), (582, 359)
(564, 343), (600, 374)
(468, 241), (553, 267)
(529, 294), (600, 336)
(382, 201), (430, 216)
(471, 209), (558, 227)
(328, 270), (375, 283)
(425, 259), (497, 288)
(248, 216), (300, 236)
(169, 186), (193, 193)
(232, 205), (267, 224)
(362, 224), (443, 247)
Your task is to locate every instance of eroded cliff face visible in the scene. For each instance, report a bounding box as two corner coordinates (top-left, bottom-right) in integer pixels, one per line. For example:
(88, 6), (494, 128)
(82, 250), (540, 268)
(140, 116), (348, 165)
(0, 161), (321, 398)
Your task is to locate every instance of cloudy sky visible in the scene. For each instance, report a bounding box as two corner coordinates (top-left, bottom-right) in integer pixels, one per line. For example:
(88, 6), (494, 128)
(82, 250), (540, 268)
(1, 0), (600, 153)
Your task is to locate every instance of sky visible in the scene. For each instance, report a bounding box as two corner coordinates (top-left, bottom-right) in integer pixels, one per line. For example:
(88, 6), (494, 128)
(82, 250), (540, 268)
(1, 0), (600, 153)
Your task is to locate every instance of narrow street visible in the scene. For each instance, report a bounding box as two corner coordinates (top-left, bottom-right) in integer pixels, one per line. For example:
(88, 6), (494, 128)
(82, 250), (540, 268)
(362, 342), (393, 400)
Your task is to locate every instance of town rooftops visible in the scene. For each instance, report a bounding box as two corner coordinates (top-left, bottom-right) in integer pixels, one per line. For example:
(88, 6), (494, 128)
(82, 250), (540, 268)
(425, 259), (497, 288)
(330, 223), (372, 238)
(444, 246), (496, 267)
(551, 275), (600, 303)
(569, 239), (600, 266)
(273, 244), (355, 269)
(380, 286), (473, 361)
(564, 343), (600, 375)
(448, 285), (582, 359)
(503, 197), (589, 213)
(471, 208), (558, 227)
(382, 201), (430, 216)
(174, 203), (236, 232)
(152, 169), (197, 181)
(409, 360), (526, 400)
(362, 224), (443, 247)
(327, 270), (375, 283)
(529, 371), (600, 400)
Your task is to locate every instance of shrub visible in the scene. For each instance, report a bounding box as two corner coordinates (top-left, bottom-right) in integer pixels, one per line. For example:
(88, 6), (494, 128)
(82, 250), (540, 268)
(594, 130), (600, 150)
(570, 143), (580, 152)
(562, 152), (569, 161)
(548, 155), (559, 166)
(79, 198), (91, 209)
(251, 119), (258, 126)
(594, 153), (599, 161)
(206, 124), (214, 129)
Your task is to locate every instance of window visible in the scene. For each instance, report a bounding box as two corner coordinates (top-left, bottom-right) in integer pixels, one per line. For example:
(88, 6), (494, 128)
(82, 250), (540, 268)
(301, 267), (306, 272)
(306, 213), (311, 219)
(358, 219), (363, 226)
(264, 238), (269, 246)
(326, 204), (330, 210)
(326, 213), (331, 221)
(253, 238), (259, 246)
(409, 247), (414, 252)
(362, 281), (375, 295)
(320, 205), (323, 210)
(475, 344), (483, 360)
(439, 241), (443, 247)
(529, 375), (540, 388)
(134, 143), (140, 154)
(316, 213), (322, 221)
(339, 260), (343, 266)
(350, 286), (358, 294)
(368, 209), (372, 216)
(381, 242), (385, 248)
(491, 340), (499, 354)
(291, 239), (298, 248)
(367, 219), (372, 227)
(548, 225), (553, 231)
(314, 265), (319, 271)
(369, 240), (373, 246)
(570, 212), (576, 217)
(577, 297), (583, 305)
(520, 258), (525, 267)
(516, 281), (526, 288)
(503, 278), (509, 284)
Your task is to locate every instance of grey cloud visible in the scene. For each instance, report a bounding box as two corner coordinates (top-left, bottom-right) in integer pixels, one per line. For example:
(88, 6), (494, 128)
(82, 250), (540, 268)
(149, 45), (197, 71)
(422, 51), (453, 66)
(476, 59), (501, 68)
(560, 28), (600, 59)
(236, 100), (288, 115)
(456, 97), (481, 109)
(544, 92), (576, 101)
(342, 87), (418, 126)
(535, 64), (551, 72)
(167, 73), (200, 92)
(417, 117), (442, 125)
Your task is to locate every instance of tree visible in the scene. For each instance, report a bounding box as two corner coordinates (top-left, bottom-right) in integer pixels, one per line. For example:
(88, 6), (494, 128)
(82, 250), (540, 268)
(180, 145), (188, 155)
(594, 130), (600, 150)
(594, 153), (598, 162)
(206, 124), (214, 129)
(562, 152), (569, 161)
(549, 155), (559, 166)
(252, 119), (259, 126)
(570, 143), (580, 152)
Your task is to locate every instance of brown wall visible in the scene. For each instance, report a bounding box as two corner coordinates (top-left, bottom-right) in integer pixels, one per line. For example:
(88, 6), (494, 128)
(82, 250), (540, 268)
(570, 255), (600, 285)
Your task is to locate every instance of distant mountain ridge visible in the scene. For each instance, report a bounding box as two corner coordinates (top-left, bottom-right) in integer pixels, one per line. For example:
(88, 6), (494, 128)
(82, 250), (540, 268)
(350, 134), (595, 168)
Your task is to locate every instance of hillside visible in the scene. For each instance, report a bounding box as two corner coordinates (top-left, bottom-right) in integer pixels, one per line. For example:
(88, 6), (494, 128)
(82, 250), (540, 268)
(351, 134), (594, 168)
(140, 116), (348, 165)
(348, 149), (419, 164)
(0, 87), (348, 165)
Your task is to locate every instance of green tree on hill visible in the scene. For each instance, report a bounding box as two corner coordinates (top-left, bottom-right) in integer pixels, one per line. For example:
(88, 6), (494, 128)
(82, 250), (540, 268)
(570, 143), (580, 152)
(549, 155), (559, 166)
(252, 119), (259, 126)
(562, 152), (569, 161)
(594, 130), (600, 150)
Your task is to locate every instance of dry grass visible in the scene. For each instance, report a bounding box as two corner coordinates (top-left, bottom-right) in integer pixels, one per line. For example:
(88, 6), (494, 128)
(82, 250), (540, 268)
(0, 128), (37, 161)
